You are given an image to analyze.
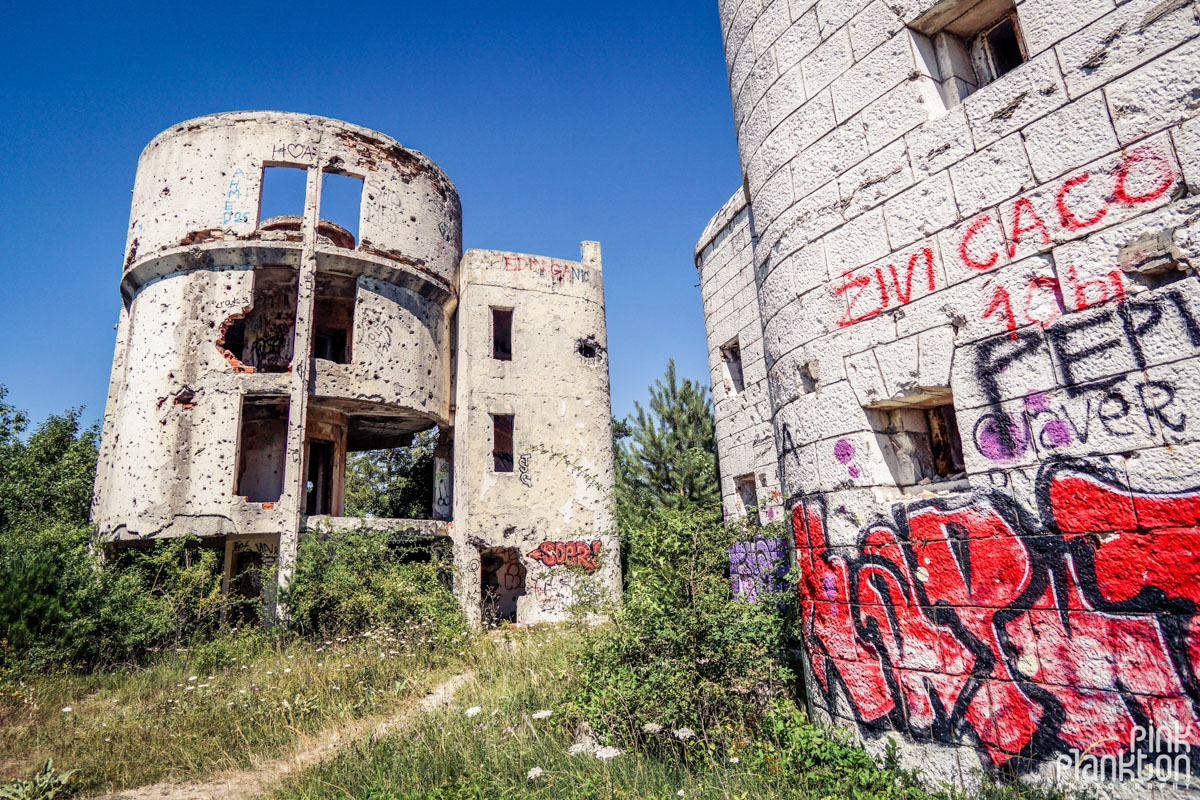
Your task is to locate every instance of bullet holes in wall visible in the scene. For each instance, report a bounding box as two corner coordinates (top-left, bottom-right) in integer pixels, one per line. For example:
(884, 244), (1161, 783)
(236, 396), (289, 503)
(492, 307), (513, 361)
(492, 414), (514, 473)
(721, 338), (745, 395)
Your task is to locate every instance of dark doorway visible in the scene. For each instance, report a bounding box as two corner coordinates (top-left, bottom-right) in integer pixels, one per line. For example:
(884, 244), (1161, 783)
(480, 546), (526, 625)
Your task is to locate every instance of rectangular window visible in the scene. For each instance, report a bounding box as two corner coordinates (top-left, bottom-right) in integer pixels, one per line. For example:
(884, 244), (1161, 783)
(305, 439), (334, 515)
(492, 308), (513, 361)
(735, 474), (758, 523)
(721, 338), (745, 394)
(236, 396), (289, 503)
(312, 273), (356, 364)
(867, 391), (967, 492)
(259, 166), (307, 226)
(320, 171), (364, 247)
(492, 414), (514, 472)
(909, 0), (1026, 107)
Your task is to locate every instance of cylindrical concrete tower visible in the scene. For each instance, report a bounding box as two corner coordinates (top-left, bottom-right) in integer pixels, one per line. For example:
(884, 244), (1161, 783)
(92, 111), (461, 596)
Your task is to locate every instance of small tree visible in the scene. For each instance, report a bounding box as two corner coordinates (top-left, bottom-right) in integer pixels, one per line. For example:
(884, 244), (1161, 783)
(343, 428), (438, 519)
(614, 360), (720, 526)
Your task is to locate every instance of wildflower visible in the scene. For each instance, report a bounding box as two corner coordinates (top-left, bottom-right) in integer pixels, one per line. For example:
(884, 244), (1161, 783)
(642, 723), (662, 734)
(198, 684), (210, 689)
(673, 728), (695, 740)
(104, 738), (110, 742)
(677, 792), (685, 797)
(465, 706), (482, 718)
(567, 743), (591, 755)
(239, 690), (247, 694)
(532, 710), (552, 720)
(284, 668), (292, 673)
(61, 707), (73, 713)
(188, 676), (197, 682)
(729, 756), (739, 764)
(527, 767), (544, 781)
(595, 746), (621, 760)
(185, 686), (195, 691)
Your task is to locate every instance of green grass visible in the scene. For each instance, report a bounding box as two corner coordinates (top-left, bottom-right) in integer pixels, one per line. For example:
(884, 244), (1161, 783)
(272, 627), (1078, 800)
(0, 623), (472, 795)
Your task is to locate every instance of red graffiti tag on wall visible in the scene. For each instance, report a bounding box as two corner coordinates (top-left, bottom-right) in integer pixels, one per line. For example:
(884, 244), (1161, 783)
(527, 540), (602, 571)
(793, 459), (1200, 773)
(837, 247), (936, 327)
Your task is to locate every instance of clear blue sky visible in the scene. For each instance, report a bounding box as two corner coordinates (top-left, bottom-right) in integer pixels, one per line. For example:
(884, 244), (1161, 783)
(0, 1), (741, 430)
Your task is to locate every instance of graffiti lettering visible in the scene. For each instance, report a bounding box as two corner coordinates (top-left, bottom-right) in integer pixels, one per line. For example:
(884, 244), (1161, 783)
(502, 255), (590, 283)
(270, 143), (317, 162)
(837, 247), (936, 328)
(729, 537), (788, 602)
(222, 168), (252, 226)
(527, 540), (602, 571)
(518, 453), (532, 487)
(793, 458), (1200, 774)
(530, 573), (577, 612)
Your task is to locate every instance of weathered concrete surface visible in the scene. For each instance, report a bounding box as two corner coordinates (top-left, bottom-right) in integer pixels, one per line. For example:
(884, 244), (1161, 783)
(701, 0), (1200, 794)
(453, 244), (619, 625)
(93, 111), (616, 626)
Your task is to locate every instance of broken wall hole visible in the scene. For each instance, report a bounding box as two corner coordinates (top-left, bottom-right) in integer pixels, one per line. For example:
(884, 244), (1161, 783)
(492, 414), (514, 472)
(218, 267), (298, 373)
(236, 396), (289, 503)
(479, 546), (526, 625)
(306, 439), (334, 515)
(259, 165), (307, 224)
(491, 307), (513, 361)
(798, 361), (818, 394)
(721, 338), (745, 394)
(313, 272), (356, 364)
(320, 171), (364, 246)
(575, 335), (605, 361)
(866, 391), (967, 492)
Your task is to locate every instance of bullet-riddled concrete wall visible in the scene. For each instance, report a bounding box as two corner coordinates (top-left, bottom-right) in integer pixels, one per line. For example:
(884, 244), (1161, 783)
(695, 189), (783, 524)
(453, 245), (619, 625)
(705, 0), (1200, 793)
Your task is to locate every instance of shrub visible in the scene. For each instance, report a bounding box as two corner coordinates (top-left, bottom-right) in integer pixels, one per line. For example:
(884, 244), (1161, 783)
(0, 526), (231, 668)
(284, 528), (466, 647)
(571, 504), (795, 743)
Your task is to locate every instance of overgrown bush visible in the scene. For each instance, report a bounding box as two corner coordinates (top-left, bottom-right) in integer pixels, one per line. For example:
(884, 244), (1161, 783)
(572, 504), (795, 743)
(284, 528), (466, 646)
(0, 527), (232, 668)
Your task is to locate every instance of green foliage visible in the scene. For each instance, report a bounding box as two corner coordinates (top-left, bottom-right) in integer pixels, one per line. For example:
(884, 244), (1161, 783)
(0, 525), (232, 668)
(0, 386), (98, 535)
(0, 760), (77, 800)
(572, 504), (794, 740)
(614, 360), (720, 527)
(344, 430), (438, 519)
(284, 527), (466, 644)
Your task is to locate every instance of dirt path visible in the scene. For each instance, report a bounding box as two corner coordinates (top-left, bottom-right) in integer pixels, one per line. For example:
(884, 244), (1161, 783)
(94, 671), (474, 800)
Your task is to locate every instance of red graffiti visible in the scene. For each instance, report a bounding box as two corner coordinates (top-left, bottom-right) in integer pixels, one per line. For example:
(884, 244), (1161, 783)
(955, 144), (1178, 273)
(836, 247), (936, 328)
(527, 540), (602, 571)
(794, 460), (1200, 772)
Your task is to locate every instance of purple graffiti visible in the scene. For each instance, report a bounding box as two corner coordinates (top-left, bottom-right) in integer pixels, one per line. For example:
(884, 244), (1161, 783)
(834, 438), (855, 463)
(729, 537), (788, 603)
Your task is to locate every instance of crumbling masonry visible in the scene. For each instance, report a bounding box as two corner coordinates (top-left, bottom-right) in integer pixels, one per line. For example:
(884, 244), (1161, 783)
(698, 0), (1200, 794)
(92, 112), (618, 626)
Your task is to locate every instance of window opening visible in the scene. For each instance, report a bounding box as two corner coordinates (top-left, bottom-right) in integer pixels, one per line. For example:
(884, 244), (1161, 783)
(306, 439), (334, 515)
(721, 339), (745, 394)
(493, 414), (514, 473)
(319, 171), (364, 247)
(219, 267), (298, 373)
(735, 474), (758, 523)
(258, 166), (307, 225)
(480, 546), (526, 625)
(983, 15), (1024, 78)
(866, 392), (966, 492)
(313, 273), (356, 364)
(492, 307), (513, 361)
(910, 0), (1026, 107)
(236, 396), (289, 503)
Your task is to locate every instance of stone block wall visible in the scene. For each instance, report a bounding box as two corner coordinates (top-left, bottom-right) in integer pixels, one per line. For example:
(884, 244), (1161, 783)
(696, 190), (784, 524)
(705, 0), (1200, 792)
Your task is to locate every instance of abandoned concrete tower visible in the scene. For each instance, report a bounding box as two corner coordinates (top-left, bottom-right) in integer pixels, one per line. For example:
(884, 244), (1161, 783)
(699, 0), (1200, 793)
(91, 112), (618, 625)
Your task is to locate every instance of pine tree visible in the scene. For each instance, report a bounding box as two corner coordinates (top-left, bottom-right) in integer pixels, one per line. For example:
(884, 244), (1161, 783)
(614, 359), (720, 526)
